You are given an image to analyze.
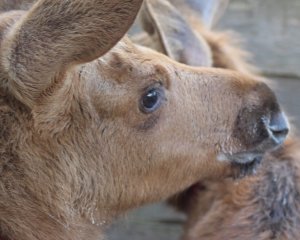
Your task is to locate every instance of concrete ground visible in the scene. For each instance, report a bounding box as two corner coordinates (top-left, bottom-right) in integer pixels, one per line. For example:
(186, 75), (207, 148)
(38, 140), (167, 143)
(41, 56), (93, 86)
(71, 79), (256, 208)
(108, 0), (300, 239)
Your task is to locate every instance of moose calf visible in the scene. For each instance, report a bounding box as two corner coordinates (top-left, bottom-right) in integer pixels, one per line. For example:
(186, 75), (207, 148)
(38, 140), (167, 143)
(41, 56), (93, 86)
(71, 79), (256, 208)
(135, 0), (300, 239)
(0, 0), (289, 239)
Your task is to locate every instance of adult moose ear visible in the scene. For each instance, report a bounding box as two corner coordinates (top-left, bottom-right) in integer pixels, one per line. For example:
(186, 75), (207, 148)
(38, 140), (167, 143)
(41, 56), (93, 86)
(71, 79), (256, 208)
(138, 0), (212, 67)
(171, 0), (230, 29)
(2, 0), (143, 108)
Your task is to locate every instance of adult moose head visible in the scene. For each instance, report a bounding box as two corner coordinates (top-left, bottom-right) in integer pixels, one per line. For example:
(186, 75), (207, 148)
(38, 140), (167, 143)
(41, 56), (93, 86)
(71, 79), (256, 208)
(0, 0), (288, 239)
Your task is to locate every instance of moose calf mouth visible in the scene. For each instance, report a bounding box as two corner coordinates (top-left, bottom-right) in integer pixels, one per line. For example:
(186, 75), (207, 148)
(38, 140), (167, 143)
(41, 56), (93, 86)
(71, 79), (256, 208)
(224, 110), (289, 178)
(231, 155), (263, 178)
(218, 152), (263, 178)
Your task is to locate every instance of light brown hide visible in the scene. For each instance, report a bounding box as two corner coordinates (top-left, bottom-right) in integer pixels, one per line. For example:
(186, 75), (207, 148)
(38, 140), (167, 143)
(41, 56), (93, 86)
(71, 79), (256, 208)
(0, 0), (288, 240)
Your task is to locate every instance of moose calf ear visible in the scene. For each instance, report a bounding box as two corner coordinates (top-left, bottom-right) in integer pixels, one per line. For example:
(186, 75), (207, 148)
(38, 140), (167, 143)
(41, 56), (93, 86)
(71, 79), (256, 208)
(2, 0), (144, 108)
(171, 0), (230, 28)
(140, 0), (212, 67)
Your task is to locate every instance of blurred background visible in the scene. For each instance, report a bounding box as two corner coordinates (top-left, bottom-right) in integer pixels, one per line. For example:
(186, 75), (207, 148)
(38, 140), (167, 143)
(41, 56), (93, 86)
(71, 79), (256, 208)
(108, 0), (300, 239)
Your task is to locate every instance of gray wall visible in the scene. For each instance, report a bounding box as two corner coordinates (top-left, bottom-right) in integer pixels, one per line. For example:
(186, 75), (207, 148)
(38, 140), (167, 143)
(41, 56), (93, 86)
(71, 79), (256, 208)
(219, 0), (300, 78)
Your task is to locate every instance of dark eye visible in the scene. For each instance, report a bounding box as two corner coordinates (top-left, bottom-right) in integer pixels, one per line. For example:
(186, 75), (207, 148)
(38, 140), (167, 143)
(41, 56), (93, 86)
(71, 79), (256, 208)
(140, 87), (165, 114)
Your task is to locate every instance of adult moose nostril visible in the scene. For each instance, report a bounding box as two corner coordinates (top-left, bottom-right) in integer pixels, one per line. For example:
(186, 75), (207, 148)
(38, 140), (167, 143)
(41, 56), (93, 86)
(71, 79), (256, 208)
(268, 112), (289, 145)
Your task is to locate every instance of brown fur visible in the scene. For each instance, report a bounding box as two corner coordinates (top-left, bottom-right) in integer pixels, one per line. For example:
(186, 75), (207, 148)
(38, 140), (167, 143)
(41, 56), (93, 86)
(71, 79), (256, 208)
(134, 0), (300, 239)
(0, 1), (288, 240)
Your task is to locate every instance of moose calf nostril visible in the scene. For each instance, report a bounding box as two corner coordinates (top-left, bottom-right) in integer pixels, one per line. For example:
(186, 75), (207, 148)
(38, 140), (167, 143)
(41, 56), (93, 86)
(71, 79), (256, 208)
(268, 112), (289, 144)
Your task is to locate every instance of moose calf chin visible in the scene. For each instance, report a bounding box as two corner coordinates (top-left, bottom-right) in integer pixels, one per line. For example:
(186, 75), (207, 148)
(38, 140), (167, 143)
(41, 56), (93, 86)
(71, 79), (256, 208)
(0, 0), (288, 239)
(170, 139), (300, 240)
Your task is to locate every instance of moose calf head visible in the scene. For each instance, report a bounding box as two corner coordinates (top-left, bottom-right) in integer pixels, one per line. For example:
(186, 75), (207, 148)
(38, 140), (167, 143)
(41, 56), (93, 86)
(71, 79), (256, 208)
(136, 0), (289, 173)
(0, 0), (288, 239)
(136, 2), (298, 240)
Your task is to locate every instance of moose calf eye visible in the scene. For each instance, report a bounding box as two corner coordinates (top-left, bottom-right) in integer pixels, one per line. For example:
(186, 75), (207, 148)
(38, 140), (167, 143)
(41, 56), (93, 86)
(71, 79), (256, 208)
(140, 87), (165, 114)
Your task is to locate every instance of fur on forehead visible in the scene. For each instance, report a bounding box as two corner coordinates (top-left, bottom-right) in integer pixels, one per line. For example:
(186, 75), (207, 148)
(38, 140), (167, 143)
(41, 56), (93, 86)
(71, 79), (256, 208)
(100, 37), (137, 64)
(96, 37), (172, 85)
